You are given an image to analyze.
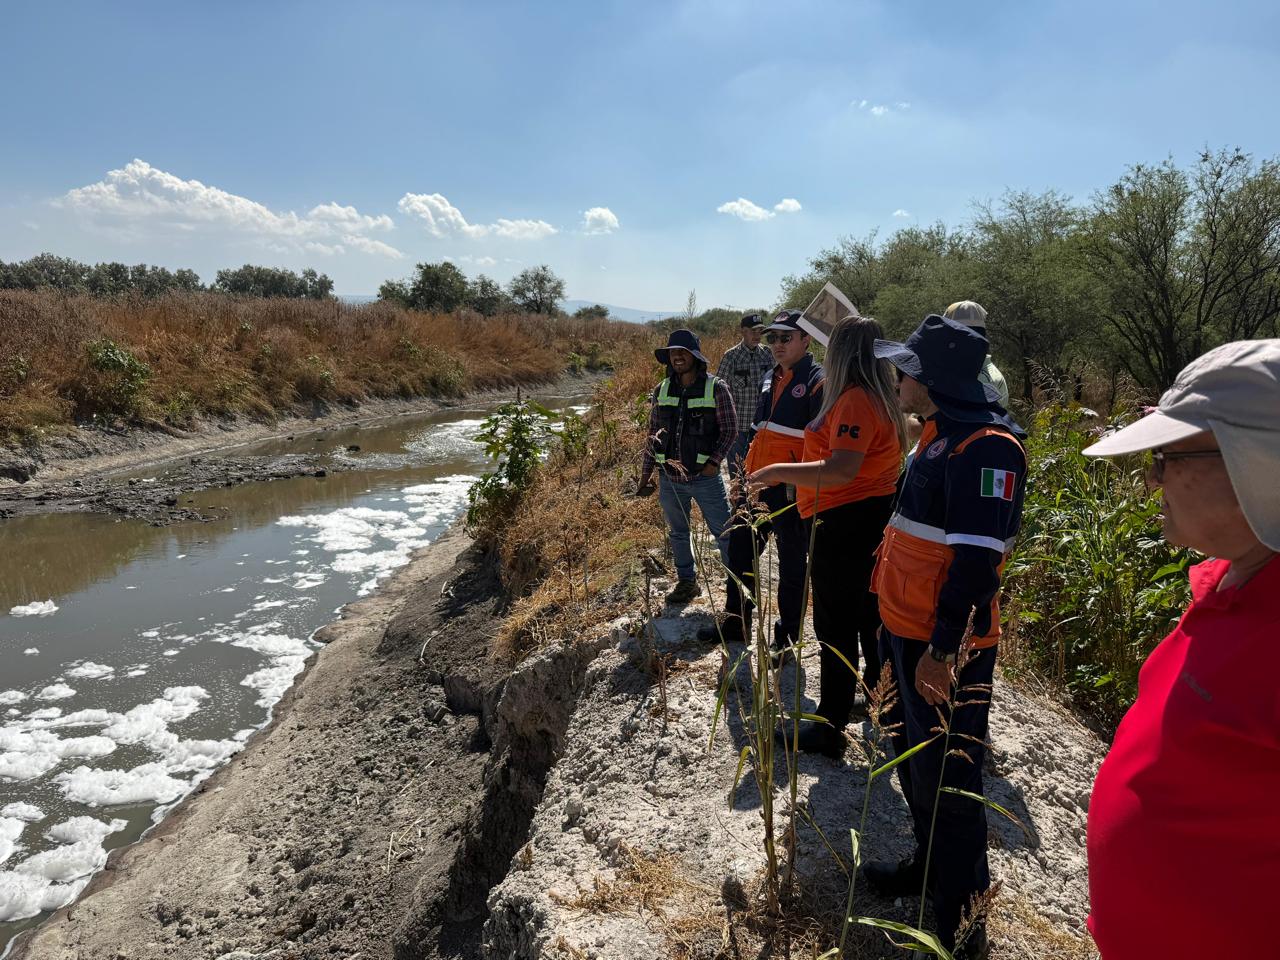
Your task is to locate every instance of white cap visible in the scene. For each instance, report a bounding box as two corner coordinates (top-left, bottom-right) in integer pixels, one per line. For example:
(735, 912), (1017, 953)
(944, 300), (988, 330)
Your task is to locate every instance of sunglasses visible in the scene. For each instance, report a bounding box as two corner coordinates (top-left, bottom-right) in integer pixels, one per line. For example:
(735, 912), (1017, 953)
(764, 332), (796, 345)
(1148, 448), (1221, 482)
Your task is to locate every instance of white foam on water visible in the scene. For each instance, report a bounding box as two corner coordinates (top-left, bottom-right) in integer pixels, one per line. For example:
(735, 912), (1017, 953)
(54, 762), (189, 807)
(64, 662), (115, 681)
(139, 630), (160, 638)
(162, 649), (179, 657)
(10, 600), (58, 618)
(124, 585), (138, 591)
(0, 691), (26, 706)
(23, 648), (38, 656)
(35, 684), (76, 701)
(126, 669), (148, 678)
(262, 577), (286, 584)
(0, 730), (118, 782)
(0, 817), (24, 866)
(0, 871), (90, 922)
(44, 816), (126, 846)
(1, 803), (43, 822)
(219, 587), (236, 593)
(249, 599), (289, 612)
(25, 708), (62, 721)
(176, 554), (187, 559)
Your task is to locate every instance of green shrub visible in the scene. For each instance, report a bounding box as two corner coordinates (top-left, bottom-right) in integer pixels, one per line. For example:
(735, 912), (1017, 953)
(466, 398), (560, 536)
(1005, 404), (1191, 724)
(71, 338), (151, 419)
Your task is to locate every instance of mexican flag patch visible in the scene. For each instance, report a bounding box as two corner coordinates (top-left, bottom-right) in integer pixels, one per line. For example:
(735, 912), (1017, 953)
(980, 467), (1017, 500)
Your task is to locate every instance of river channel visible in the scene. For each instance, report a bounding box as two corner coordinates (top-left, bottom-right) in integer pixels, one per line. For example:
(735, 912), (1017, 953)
(0, 393), (587, 948)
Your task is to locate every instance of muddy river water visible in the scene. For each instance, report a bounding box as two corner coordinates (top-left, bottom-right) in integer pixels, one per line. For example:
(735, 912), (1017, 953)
(0, 395), (586, 947)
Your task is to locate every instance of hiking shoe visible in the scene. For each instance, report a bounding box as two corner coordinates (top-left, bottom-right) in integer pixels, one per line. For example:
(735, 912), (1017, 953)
(664, 578), (699, 605)
(861, 856), (932, 898)
(776, 721), (844, 759)
(696, 613), (745, 645)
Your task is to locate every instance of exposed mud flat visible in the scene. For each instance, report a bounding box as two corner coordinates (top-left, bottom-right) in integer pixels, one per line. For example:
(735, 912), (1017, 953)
(0, 374), (602, 523)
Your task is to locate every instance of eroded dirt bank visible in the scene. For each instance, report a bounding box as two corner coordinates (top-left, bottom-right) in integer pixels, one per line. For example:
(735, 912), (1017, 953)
(13, 526), (535, 960)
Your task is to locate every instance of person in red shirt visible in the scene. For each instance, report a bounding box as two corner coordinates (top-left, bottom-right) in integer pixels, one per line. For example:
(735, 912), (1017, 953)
(747, 316), (907, 756)
(1082, 339), (1280, 959)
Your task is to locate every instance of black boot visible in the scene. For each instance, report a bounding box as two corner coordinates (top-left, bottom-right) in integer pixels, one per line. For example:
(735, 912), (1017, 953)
(861, 856), (932, 898)
(664, 578), (699, 605)
(776, 721), (844, 759)
(696, 613), (745, 645)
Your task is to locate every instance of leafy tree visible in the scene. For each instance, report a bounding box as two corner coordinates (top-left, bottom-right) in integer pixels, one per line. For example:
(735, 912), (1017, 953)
(1082, 148), (1280, 391)
(377, 278), (412, 307)
(214, 264), (333, 299)
(573, 303), (610, 320)
(406, 261), (469, 312)
(507, 264), (565, 315)
(971, 190), (1103, 400)
(300, 267), (334, 300)
(468, 275), (508, 316)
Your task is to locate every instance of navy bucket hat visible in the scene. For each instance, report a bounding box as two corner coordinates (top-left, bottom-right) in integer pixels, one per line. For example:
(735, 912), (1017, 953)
(655, 328), (710, 366)
(873, 314), (1000, 406)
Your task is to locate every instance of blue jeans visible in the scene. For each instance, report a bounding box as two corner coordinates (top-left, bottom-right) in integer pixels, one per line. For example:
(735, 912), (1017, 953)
(879, 629), (997, 947)
(658, 471), (732, 581)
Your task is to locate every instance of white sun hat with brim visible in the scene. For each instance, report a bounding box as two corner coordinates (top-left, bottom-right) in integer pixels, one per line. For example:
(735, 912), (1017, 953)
(1083, 338), (1280, 550)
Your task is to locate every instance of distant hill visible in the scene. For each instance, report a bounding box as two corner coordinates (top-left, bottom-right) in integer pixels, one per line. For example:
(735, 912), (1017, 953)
(338, 294), (679, 324)
(560, 300), (680, 324)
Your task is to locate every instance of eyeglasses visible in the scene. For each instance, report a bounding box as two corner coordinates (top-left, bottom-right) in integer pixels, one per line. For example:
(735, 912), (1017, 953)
(1148, 448), (1222, 482)
(764, 332), (795, 345)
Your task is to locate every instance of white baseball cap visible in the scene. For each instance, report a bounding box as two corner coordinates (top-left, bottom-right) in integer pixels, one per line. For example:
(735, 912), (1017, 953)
(1084, 339), (1280, 550)
(944, 300), (988, 330)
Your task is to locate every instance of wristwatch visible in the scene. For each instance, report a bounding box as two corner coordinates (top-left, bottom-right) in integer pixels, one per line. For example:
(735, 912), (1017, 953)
(926, 644), (957, 665)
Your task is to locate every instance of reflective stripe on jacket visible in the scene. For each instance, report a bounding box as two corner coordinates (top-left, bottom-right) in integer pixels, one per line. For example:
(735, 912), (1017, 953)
(872, 418), (1027, 650)
(744, 354), (824, 472)
(652, 374), (722, 473)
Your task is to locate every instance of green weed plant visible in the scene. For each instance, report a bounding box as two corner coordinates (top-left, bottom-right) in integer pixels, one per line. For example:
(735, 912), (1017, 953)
(1005, 403), (1190, 725)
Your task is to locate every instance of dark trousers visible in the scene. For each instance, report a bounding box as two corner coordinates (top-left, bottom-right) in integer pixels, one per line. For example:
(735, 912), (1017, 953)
(808, 493), (894, 728)
(879, 629), (996, 947)
(725, 483), (807, 646)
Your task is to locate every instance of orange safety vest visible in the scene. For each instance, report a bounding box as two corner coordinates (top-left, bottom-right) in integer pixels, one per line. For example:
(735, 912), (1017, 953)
(872, 422), (1025, 648)
(743, 354), (823, 473)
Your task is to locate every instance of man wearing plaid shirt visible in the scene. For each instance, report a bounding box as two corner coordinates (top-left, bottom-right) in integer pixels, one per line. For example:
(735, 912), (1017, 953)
(715, 314), (773, 476)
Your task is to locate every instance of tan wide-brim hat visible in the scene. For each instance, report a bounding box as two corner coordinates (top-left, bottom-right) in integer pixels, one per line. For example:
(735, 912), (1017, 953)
(1084, 339), (1280, 551)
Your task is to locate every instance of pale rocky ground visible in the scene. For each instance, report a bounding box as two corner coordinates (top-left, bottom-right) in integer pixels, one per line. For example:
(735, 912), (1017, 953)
(486, 587), (1106, 960)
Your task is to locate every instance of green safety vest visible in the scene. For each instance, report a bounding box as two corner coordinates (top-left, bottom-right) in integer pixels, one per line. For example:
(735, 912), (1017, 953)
(653, 374), (721, 470)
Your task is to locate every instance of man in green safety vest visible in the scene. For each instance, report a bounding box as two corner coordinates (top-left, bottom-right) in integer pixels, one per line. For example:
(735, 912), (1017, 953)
(637, 329), (737, 605)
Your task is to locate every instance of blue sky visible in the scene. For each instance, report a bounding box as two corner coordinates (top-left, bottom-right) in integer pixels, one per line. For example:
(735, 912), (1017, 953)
(2, 0), (1277, 310)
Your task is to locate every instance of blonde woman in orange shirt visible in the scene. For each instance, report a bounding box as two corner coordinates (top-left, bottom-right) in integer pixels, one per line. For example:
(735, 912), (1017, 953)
(749, 316), (907, 757)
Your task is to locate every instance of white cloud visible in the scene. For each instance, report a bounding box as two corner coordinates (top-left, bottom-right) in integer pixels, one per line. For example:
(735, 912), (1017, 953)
(343, 234), (405, 259)
(581, 207), (620, 235)
(397, 192), (557, 241)
(59, 159), (401, 258)
(853, 100), (908, 117)
(893, 209), (912, 218)
(446, 254), (498, 268)
(717, 198), (774, 222)
(773, 198), (802, 214)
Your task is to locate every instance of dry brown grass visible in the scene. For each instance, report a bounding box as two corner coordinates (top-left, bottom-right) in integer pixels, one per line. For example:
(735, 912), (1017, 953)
(0, 290), (645, 439)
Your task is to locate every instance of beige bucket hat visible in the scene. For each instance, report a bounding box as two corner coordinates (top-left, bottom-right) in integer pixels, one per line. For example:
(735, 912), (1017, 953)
(1084, 339), (1280, 550)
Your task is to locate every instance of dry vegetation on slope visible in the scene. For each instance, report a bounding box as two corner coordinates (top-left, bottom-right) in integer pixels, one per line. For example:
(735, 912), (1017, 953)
(0, 290), (645, 440)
